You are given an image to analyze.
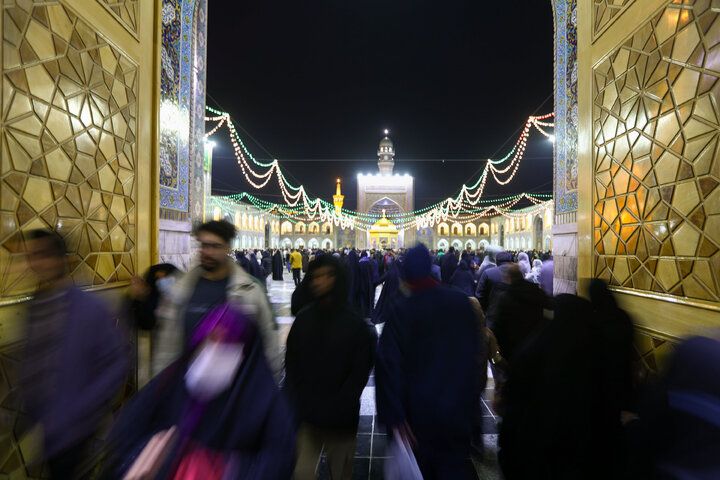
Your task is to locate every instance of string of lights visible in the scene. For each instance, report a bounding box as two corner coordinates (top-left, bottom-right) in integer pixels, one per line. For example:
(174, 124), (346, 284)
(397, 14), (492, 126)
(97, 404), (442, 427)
(211, 191), (552, 232)
(204, 106), (553, 223)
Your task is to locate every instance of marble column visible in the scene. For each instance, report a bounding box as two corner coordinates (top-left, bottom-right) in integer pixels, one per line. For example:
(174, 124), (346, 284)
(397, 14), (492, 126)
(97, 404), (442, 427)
(551, 215), (577, 295)
(158, 219), (194, 271)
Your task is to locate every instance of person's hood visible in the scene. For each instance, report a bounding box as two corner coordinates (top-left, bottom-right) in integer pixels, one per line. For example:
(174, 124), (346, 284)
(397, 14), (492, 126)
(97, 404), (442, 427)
(457, 260), (470, 271)
(518, 252), (529, 263)
(307, 254), (350, 308)
(402, 244), (432, 280)
(496, 251), (513, 265)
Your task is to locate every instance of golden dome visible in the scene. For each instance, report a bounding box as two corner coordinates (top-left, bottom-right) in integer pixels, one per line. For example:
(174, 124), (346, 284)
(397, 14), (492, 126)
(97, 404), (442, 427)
(370, 209), (397, 232)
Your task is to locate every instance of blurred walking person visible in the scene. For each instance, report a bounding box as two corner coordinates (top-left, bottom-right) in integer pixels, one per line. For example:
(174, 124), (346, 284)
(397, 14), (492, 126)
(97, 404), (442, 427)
(376, 244), (482, 480)
(475, 251), (513, 316)
(272, 248), (284, 281)
(154, 220), (281, 379)
(358, 250), (378, 318)
(21, 230), (128, 479)
(290, 247), (303, 286)
(285, 255), (374, 480)
(261, 250), (273, 283)
(499, 294), (618, 479)
(104, 304), (295, 479)
(487, 264), (546, 367)
(439, 246), (458, 284)
(449, 259), (475, 296)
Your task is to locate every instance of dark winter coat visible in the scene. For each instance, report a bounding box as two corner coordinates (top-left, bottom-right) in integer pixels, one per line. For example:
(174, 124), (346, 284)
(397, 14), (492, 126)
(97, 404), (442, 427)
(272, 251), (284, 280)
(376, 284), (482, 450)
(449, 260), (475, 297)
(285, 256), (374, 432)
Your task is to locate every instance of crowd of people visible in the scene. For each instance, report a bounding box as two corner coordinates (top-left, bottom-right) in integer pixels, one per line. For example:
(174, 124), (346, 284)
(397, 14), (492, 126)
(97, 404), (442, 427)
(17, 220), (720, 479)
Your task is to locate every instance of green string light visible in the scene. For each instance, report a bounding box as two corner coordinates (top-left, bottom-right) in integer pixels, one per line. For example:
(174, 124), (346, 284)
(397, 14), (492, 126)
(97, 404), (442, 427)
(205, 106), (553, 222)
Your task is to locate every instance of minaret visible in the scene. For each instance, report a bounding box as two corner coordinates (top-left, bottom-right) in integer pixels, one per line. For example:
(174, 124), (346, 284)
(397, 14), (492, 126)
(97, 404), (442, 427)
(333, 178), (344, 214)
(378, 129), (395, 174)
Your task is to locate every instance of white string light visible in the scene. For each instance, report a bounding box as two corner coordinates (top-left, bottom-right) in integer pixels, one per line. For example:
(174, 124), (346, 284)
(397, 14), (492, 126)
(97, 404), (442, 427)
(204, 106), (554, 225)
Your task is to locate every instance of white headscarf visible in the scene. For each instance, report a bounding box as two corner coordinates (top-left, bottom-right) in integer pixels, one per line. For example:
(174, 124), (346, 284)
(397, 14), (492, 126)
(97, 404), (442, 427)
(525, 259), (543, 284)
(517, 252), (531, 276)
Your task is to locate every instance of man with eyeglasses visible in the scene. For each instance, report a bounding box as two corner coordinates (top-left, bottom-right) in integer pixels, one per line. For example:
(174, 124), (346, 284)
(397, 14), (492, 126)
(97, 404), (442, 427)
(153, 220), (281, 379)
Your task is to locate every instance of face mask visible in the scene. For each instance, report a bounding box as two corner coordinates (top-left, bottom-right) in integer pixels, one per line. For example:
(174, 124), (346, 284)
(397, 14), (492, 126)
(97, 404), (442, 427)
(155, 276), (175, 294)
(185, 341), (244, 401)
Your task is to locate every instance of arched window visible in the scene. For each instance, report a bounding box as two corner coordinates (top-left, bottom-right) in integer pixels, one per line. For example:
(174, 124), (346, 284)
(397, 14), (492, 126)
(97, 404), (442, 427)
(452, 223), (461, 236)
(295, 222), (306, 234)
(281, 221), (293, 235)
(438, 223), (449, 236)
(465, 223), (476, 236)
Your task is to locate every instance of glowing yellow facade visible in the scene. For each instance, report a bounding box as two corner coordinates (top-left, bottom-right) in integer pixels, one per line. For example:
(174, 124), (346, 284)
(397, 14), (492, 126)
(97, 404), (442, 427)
(368, 210), (399, 249)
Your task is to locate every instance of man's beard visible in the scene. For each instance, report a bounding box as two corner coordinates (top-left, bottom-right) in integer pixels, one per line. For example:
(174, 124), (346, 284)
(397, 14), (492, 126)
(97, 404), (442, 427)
(200, 258), (220, 271)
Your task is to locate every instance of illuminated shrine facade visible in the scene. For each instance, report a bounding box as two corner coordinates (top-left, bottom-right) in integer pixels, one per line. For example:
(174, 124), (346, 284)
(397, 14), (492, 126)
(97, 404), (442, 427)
(356, 135), (415, 249)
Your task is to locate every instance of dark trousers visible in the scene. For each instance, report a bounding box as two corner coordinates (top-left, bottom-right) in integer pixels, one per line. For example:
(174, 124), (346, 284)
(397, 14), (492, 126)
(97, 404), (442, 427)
(415, 447), (476, 480)
(292, 268), (302, 286)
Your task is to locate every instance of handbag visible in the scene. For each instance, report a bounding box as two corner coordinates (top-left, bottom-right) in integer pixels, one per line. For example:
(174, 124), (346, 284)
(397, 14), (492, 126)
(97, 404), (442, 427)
(122, 426), (179, 480)
(384, 431), (423, 480)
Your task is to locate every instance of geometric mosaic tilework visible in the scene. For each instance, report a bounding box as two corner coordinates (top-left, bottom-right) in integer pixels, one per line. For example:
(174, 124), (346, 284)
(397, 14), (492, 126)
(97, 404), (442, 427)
(632, 330), (677, 384)
(159, 0), (206, 215)
(553, 0), (579, 215)
(189, 0), (208, 223)
(593, 0), (635, 39)
(1, 2), (138, 297)
(592, 1), (720, 303)
(97, 0), (138, 36)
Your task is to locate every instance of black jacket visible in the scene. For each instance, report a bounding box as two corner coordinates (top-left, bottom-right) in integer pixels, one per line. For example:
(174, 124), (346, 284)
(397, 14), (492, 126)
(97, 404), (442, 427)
(488, 279), (547, 365)
(284, 255), (374, 431)
(475, 252), (513, 313)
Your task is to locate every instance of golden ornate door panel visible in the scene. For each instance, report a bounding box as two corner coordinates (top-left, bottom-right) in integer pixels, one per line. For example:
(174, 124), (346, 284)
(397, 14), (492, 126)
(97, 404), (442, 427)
(576, 0), (720, 343)
(0, 0), (158, 477)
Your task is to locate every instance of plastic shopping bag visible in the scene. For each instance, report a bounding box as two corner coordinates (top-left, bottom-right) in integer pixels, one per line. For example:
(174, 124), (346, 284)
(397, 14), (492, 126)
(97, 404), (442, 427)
(123, 426), (179, 480)
(384, 431), (423, 480)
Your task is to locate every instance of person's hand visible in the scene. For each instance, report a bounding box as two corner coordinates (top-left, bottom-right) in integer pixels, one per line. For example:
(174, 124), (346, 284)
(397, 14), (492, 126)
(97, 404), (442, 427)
(393, 421), (417, 448)
(129, 274), (150, 300)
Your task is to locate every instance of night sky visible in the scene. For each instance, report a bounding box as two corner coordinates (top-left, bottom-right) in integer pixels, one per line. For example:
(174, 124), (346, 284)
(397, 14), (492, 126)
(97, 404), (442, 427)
(206, 1), (555, 211)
